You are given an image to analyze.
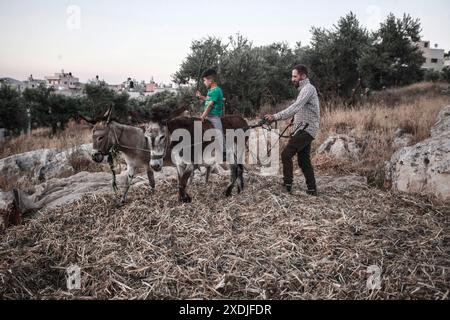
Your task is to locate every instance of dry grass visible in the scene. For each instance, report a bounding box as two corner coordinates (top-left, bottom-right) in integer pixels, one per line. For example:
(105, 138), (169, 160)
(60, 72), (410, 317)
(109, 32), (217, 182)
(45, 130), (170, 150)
(0, 121), (92, 160)
(0, 174), (448, 299)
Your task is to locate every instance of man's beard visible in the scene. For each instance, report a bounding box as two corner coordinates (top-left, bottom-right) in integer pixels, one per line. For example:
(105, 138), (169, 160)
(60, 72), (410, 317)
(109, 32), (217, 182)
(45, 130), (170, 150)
(293, 81), (300, 88)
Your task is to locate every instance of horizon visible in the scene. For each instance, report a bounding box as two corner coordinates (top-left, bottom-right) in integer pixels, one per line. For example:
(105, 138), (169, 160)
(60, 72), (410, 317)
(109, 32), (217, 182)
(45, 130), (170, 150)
(1, 0), (449, 84)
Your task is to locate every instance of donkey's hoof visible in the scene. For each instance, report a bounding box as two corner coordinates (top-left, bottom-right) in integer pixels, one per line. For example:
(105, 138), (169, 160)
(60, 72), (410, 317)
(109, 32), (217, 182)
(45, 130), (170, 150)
(115, 200), (126, 208)
(225, 188), (233, 197)
(179, 194), (192, 203)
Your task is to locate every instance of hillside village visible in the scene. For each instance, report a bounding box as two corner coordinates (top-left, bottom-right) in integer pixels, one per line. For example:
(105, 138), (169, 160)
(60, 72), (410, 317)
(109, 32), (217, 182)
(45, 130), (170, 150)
(0, 71), (179, 98)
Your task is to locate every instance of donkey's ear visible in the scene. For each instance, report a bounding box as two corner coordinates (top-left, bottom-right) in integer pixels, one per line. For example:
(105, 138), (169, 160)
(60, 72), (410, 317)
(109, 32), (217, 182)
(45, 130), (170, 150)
(79, 114), (97, 125)
(138, 124), (147, 133)
(103, 105), (113, 123)
(169, 106), (190, 119)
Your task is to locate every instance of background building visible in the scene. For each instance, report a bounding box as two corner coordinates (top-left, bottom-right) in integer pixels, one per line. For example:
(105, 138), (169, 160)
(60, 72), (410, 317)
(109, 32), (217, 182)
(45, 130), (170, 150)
(45, 70), (82, 91)
(417, 41), (446, 71)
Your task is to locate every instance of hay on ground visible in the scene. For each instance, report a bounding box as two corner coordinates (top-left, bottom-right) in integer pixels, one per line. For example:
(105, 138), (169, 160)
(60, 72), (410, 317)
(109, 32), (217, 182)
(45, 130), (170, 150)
(0, 172), (448, 300)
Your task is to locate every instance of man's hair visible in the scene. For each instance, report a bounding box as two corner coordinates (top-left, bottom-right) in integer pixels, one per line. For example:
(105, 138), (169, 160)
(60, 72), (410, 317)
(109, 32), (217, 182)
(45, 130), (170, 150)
(293, 64), (309, 77)
(202, 68), (217, 80)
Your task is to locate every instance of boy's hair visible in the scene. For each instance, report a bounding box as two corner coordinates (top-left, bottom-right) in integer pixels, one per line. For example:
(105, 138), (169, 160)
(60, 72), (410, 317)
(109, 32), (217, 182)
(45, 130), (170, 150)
(202, 68), (217, 80)
(293, 64), (309, 77)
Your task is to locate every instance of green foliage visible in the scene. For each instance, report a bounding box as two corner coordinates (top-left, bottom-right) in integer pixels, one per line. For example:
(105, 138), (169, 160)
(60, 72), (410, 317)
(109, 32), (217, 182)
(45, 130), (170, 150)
(423, 69), (441, 82)
(441, 66), (450, 83)
(174, 12), (425, 111)
(0, 84), (26, 134)
(23, 85), (79, 135)
(83, 82), (129, 121)
(358, 14), (425, 89)
(173, 34), (298, 116)
(301, 12), (370, 98)
(173, 36), (226, 87)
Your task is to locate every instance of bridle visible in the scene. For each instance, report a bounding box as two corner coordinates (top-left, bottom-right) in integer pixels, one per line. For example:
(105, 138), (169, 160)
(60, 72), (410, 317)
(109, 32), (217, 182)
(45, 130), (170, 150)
(149, 123), (170, 161)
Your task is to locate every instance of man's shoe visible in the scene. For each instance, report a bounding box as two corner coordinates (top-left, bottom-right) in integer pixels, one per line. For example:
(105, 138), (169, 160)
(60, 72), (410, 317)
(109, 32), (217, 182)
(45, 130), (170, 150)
(306, 189), (318, 196)
(284, 184), (293, 194)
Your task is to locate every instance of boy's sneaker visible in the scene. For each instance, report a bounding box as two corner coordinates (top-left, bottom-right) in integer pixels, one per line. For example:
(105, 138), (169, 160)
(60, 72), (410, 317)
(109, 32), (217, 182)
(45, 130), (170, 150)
(306, 189), (318, 196)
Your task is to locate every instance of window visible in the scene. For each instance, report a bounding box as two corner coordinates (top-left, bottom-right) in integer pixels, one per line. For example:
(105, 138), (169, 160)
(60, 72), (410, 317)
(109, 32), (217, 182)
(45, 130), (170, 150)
(431, 58), (438, 63)
(424, 42), (430, 48)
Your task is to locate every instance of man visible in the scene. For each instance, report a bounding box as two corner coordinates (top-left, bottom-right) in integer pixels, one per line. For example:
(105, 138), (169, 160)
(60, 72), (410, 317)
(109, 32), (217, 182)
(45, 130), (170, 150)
(265, 65), (320, 196)
(196, 68), (226, 160)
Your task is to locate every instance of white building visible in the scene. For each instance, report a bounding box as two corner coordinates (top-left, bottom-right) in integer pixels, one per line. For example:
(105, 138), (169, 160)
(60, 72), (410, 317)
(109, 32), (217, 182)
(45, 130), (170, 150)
(45, 69), (81, 91)
(22, 74), (46, 90)
(417, 41), (446, 71)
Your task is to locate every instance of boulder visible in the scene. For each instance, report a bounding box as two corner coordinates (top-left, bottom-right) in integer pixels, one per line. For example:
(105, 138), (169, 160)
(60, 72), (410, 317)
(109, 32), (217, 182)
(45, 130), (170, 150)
(0, 165), (179, 215)
(316, 135), (363, 160)
(393, 128), (414, 149)
(0, 144), (93, 183)
(386, 106), (450, 202)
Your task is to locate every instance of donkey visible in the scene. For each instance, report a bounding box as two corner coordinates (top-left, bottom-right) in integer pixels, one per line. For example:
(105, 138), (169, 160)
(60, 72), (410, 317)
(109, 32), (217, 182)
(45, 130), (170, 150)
(80, 106), (154, 204)
(145, 107), (248, 202)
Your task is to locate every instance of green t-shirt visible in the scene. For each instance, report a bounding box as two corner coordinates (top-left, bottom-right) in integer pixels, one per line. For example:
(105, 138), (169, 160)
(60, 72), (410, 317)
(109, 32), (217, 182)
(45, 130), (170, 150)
(204, 86), (224, 116)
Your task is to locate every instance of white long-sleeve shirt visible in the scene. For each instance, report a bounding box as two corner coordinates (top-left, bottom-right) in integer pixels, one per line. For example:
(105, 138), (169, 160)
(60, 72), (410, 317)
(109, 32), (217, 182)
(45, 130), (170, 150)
(273, 79), (320, 138)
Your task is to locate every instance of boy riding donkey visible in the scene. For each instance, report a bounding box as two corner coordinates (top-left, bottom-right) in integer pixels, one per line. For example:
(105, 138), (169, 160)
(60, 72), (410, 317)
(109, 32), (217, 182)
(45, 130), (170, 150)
(265, 65), (320, 196)
(195, 69), (228, 162)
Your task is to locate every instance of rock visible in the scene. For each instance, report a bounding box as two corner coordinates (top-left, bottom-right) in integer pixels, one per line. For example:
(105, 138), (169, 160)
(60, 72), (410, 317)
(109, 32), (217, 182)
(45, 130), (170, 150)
(431, 105), (450, 137)
(0, 191), (13, 211)
(316, 135), (363, 160)
(0, 144), (93, 184)
(0, 165), (179, 214)
(386, 106), (450, 202)
(393, 128), (414, 149)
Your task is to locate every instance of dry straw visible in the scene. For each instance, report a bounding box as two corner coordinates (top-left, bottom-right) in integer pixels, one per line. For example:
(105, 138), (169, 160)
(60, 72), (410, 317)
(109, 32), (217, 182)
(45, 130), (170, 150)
(1, 172), (448, 300)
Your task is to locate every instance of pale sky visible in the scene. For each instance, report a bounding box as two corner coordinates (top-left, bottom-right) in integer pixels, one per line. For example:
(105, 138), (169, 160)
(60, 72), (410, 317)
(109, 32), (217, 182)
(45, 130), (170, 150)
(1, 0), (449, 84)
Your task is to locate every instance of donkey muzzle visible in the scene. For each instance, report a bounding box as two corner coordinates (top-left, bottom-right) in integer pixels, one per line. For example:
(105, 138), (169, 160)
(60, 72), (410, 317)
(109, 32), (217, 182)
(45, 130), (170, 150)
(92, 152), (104, 163)
(150, 154), (164, 172)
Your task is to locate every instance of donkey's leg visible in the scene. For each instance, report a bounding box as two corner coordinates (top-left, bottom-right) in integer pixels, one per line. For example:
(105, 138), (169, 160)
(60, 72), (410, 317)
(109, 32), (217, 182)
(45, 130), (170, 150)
(205, 165), (212, 183)
(121, 165), (135, 203)
(188, 169), (194, 185)
(237, 164), (244, 194)
(177, 163), (193, 203)
(146, 165), (155, 190)
(225, 164), (238, 197)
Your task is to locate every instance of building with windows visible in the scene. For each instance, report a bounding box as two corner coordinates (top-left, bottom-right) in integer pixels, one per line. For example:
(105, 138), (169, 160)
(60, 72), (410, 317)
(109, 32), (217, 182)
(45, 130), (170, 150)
(22, 74), (46, 90)
(417, 41), (446, 71)
(45, 70), (81, 91)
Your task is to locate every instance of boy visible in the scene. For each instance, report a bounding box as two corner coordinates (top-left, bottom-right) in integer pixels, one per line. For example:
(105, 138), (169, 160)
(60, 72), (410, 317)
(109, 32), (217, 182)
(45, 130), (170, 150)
(196, 68), (226, 161)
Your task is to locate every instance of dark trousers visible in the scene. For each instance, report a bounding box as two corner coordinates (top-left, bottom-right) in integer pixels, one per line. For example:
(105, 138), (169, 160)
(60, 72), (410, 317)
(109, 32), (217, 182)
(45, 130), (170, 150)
(281, 130), (317, 190)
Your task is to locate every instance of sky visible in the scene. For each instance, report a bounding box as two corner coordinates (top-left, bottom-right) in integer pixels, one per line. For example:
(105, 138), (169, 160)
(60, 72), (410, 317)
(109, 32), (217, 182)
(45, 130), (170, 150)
(1, 0), (449, 84)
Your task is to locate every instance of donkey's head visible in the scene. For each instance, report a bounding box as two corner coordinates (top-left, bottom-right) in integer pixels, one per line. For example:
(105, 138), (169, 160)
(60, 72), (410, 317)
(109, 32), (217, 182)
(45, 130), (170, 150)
(80, 106), (116, 163)
(145, 105), (188, 171)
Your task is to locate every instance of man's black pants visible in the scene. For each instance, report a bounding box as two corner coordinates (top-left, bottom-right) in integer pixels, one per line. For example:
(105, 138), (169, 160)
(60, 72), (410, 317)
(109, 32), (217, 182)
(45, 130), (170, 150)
(281, 130), (317, 190)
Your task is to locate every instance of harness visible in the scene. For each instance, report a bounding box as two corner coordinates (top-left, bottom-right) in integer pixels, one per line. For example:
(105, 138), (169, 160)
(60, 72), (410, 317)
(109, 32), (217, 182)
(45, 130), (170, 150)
(148, 125), (170, 161)
(105, 124), (153, 194)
